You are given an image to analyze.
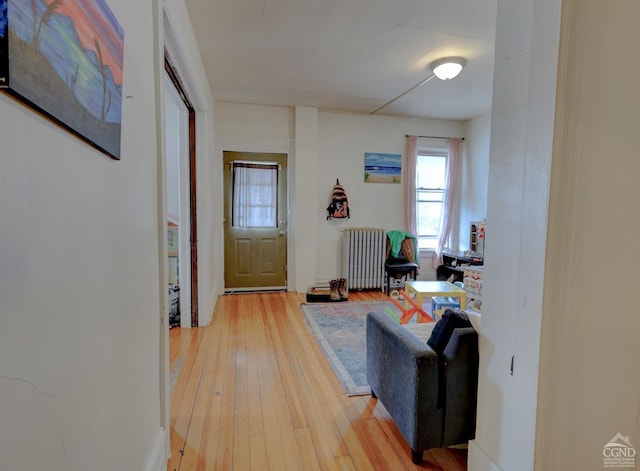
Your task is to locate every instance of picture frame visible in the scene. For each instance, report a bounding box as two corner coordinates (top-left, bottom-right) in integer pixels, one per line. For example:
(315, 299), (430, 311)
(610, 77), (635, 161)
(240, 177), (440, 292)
(0, 0), (124, 160)
(364, 152), (402, 184)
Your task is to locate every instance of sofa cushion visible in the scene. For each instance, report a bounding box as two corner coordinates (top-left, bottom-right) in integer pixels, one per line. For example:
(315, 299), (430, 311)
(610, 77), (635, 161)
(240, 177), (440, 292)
(427, 308), (472, 354)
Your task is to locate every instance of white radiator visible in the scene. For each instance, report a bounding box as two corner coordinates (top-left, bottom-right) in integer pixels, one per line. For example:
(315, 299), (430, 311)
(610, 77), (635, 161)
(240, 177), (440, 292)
(341, 228), (386, 290)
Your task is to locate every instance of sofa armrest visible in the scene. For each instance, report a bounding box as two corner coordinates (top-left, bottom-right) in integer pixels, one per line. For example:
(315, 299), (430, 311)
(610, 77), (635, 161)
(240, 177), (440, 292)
(441, 327), (479, 446)
(366, 311), (443, 450)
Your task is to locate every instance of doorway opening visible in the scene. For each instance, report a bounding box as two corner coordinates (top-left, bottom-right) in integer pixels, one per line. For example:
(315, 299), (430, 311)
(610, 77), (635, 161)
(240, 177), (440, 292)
(223, 151), (288, 292)
(164, 56), (198, 327)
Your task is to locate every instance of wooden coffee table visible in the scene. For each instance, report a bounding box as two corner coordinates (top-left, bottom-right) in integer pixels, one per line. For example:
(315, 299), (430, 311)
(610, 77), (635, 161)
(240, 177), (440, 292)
(404, 280), (467, 316)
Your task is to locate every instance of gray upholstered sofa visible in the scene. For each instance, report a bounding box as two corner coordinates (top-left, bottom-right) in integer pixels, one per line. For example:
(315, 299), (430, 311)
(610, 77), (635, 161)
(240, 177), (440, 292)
(366, 310), (479, 464)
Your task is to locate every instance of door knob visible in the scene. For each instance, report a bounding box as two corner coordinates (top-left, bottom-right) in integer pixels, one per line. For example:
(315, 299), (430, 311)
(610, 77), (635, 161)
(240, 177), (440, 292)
(279, 230), (288, 236)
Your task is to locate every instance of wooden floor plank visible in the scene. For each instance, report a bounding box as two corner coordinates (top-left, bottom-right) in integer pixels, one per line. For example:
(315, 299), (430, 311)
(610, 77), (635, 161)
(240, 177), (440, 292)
(244, 296), (266, 440)
(249, 434), (268, 471)
(293, 427), (322, 471)
(168, 290), (468, 471)
(263, 295), (308, 430)
(184, 316), (231, 470)
(196, 297), (235, 470)
(254, 296), (305, 471)
(232, 296), (251, 471)
(167, 327), (211, 471)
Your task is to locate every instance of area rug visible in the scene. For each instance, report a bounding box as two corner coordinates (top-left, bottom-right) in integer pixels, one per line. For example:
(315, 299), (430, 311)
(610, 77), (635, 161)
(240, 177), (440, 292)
(300, 301), (404, 396)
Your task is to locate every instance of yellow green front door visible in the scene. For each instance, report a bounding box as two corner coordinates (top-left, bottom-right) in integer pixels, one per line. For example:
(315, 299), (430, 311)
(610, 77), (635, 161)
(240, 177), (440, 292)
(223, 152), (287, 290)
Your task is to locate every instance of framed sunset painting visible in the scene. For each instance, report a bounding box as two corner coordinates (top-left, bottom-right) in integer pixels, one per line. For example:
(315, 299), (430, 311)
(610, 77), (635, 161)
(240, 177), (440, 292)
(0, 0), (124, 159)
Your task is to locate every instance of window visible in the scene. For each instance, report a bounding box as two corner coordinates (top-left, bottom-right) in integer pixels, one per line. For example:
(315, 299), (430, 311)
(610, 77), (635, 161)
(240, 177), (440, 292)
(232, 162), (278, 228)
(416, 153), (447, 249)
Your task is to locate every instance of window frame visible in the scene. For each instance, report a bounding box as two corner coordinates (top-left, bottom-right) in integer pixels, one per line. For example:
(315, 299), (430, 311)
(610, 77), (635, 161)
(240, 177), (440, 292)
(415, 148), (448, 250)
(231, 161), (279, 228)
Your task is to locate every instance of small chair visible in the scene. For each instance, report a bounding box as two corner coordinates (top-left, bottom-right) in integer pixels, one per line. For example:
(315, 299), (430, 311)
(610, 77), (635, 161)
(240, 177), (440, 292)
(431, 296), (460, 320)
(384, 231), (418, 295)
(385, 257), (417, 295)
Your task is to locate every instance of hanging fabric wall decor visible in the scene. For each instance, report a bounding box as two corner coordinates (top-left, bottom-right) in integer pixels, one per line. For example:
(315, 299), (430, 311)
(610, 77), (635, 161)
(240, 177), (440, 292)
(326, 179), (350, 220)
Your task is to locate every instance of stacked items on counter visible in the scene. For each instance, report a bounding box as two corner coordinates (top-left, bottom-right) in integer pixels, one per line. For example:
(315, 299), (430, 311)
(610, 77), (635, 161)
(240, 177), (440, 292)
(463, 266), (483, 311)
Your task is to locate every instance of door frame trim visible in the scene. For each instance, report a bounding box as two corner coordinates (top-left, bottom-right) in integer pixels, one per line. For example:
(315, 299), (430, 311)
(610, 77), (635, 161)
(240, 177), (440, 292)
(164, 55), (198, 327)
(221, 149), (288, 294)
(218, 136), (293, 291)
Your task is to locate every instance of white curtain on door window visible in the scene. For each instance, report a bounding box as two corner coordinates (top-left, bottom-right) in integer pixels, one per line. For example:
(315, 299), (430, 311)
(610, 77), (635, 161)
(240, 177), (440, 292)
(232, 163), (278, 228)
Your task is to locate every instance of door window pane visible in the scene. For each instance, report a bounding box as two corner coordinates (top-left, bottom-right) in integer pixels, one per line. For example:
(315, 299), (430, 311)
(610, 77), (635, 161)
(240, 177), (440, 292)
(232, 163), (278, 228)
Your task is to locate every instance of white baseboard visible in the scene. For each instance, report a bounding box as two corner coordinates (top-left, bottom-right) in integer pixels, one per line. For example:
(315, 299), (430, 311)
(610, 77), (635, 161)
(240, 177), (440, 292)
(145, 429), (167, 471)
(468, 439), (505, 471)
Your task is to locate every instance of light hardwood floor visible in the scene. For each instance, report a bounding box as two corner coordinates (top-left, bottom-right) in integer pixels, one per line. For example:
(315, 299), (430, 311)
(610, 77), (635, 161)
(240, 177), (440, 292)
(167, 290), (468, 471)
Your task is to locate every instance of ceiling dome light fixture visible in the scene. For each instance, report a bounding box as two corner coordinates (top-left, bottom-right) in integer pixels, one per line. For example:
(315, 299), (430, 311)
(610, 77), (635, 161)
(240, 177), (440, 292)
(371, 56), (467, 114)
(430, 57), (467, 80)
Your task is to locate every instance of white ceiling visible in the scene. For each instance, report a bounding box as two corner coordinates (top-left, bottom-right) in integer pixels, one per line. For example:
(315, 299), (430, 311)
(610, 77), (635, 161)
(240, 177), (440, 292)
(183, 0), (497, 121)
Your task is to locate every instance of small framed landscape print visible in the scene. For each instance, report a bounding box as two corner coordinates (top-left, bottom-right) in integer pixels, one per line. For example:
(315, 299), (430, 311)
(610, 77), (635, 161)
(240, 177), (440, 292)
(364, 152), (402, 184)
(0, 0), (124, 159)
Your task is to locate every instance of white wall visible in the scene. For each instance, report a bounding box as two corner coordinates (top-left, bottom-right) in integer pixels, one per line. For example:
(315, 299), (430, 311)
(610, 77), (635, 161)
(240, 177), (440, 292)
(536, 0), (640, 469)
(164, 0), (222, 326)
(316, 112), (463, 283)
(472, 1), (640, 469)
(214, 103), (468, 290)
(0, 1), (164, 469)
(457, 112), (491, 252)
(469, 0), (561, 469)
(293, 107), (319, 292)
(214, 102), (295, 287)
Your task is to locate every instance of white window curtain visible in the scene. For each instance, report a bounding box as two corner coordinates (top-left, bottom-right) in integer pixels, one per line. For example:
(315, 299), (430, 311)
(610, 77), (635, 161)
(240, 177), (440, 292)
(432, 138), (462, 268)
(232, 163), (278, 228)
(404, 135), (418, 236)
